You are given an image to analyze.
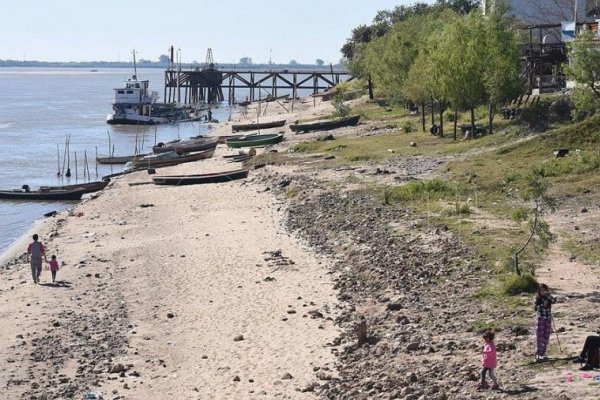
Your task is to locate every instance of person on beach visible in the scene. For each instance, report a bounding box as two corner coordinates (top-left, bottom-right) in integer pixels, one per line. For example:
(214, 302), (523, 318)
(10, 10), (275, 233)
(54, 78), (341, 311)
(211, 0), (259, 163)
(26, 234), (45, 284)
(573, 330), (600, 370)
(534, 283), (556, 361)
(479, 330), (499, 390)
(46, 255), (59, 283)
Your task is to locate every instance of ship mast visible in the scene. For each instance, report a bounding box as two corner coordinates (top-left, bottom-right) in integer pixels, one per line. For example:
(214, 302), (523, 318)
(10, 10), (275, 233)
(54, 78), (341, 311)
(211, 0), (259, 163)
(132, 49), (138, 79)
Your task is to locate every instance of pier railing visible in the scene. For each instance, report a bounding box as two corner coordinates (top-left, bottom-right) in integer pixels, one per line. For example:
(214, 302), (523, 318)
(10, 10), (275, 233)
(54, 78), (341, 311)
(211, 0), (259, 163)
(163, 68), (352, 104)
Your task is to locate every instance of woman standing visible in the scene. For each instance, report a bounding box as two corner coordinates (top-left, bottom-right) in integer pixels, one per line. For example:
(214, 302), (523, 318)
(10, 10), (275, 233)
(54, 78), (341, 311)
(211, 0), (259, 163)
(534, 283), (556, 361)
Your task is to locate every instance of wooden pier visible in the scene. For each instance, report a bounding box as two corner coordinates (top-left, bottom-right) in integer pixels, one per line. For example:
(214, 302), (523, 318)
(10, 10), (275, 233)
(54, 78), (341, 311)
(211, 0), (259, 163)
(163, 68), (351, 105)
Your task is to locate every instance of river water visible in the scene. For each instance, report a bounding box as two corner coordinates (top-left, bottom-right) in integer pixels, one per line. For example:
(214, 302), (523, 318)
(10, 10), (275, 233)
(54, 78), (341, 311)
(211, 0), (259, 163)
(0, 67), (241, 254)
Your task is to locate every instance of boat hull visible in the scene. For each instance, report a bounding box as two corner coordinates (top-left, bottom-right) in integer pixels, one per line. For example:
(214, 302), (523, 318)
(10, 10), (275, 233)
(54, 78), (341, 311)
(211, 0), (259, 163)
(132, 148), (215, 168)
(225, 133), (284, 148)
(152, 169), (249, 186)
(0, 189), (86, 201)
(231, 119), (286, 132)
(152, 137), (218, 154)
(289, 115), (361, 133)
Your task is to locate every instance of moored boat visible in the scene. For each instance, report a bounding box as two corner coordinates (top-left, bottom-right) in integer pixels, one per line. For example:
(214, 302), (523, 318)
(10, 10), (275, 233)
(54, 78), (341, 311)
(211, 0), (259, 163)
(96, 154), (150, 164)
(152, 169), (249, 186)
(39, 179), (110, 194)
(225, 133), (284, 148)
(131, 148), (215, 169)
(231, 119), (286, 132)
(152, 136), (219, 154)
(289, 115), (361, 133)
(0, 186), (88, 201)
(106, 51), (202, 125)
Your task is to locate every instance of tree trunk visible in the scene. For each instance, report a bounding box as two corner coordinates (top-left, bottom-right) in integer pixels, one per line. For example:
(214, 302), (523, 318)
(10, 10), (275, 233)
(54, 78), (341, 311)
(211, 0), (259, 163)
(439, 104), (444, 138)
(453, 108), (458, 141)
(430, 98), (435, 127)
(488, 102), (494, 135)
(367, 75), (374, 100)
(421, 102), (426, 132)
(470, 108), (476, 140)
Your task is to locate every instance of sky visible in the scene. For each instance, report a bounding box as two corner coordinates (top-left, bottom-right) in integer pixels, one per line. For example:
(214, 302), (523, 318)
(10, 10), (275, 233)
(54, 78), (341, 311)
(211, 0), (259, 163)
(0, 0), (433, 64)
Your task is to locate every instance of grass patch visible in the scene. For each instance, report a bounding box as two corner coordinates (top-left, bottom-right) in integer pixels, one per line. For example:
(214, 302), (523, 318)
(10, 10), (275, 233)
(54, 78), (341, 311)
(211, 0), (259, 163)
(501, 274), (538, 296)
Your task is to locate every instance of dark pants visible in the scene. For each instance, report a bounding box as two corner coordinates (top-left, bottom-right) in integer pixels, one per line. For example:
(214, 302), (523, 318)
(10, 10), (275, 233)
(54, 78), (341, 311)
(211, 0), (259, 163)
(580, 335), (600, 363)
(480, 367), (498, 386)
(51, 271), (57, 282)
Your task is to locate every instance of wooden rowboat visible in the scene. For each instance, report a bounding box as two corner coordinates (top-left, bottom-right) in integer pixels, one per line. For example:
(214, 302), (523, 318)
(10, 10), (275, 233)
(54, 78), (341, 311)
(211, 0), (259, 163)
(96, 154), (151, 164)
(152, 137), (218, 154)
(132, 148), (215, 169)
(289, 115), (361, 133)
(0, 186), (87, 201)
(39, 179), (110, 194)
(152, 169), (249, 186)
(231, 119), (286, 132)
(226, 133), (284, 148)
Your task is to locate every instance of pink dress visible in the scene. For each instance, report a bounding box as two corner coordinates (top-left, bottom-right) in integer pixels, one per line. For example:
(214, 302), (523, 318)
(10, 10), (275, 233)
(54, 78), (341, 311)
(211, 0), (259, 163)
(49, 259), (59, 272)
(482, 342), (497, 368)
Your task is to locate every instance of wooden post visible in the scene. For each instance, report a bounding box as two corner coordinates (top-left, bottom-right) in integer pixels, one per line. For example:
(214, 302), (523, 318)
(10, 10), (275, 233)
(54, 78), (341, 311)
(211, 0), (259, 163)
(356, 319), (367, 347)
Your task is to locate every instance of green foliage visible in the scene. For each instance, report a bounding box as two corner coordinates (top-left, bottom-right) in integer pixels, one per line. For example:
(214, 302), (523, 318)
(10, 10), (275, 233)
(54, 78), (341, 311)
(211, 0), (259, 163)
(518, 100), (550, 132)
(401, 121), (414, 133)
(332, 97), (351, 118)
(566, 29), (600, 114)
(383, 179), (457, 203)
(501, 274), (538, 295)
(511, 207), (528, 222)
(548, 96), (573, 123)
(443, 202), (472, 216)
(570, 86), (600, 121)
(444, 110), (459, 122)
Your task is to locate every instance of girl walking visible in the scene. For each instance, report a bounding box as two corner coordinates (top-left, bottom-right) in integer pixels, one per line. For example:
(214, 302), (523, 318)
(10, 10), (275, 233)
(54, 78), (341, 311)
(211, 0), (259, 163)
(479, 330), (499, 390)
(46, 254), (59, 283)
(534, 283), (556, 361)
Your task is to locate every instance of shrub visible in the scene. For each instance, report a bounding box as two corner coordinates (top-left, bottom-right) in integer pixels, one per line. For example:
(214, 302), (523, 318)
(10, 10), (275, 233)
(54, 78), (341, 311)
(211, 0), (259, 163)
(401, 121), (414, 133)
(548, 96), (573, 123)
(519, 100), (550, 132)
(501, 274), (538, 295)
(511, 208), (528, 222)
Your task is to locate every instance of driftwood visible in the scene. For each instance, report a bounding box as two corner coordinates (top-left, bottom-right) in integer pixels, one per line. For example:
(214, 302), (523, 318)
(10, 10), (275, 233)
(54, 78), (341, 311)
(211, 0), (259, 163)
(356, 319), (368, 347)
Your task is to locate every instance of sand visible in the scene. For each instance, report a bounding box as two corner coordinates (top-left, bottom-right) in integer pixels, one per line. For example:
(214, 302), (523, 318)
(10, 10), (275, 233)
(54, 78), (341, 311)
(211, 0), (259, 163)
(0, 97), (341, 399)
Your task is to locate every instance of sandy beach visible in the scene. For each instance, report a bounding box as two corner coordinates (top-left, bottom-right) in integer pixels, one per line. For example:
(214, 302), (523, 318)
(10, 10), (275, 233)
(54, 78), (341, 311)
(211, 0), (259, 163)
(4, 93), (600, 400)
(0, 98), (342, 399)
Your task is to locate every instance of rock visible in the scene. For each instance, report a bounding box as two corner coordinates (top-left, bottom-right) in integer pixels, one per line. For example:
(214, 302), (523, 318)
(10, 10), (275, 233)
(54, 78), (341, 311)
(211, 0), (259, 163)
(281, 372), (293, 379)
(110, 363), (126, 374)
(233, 334), (244, 342)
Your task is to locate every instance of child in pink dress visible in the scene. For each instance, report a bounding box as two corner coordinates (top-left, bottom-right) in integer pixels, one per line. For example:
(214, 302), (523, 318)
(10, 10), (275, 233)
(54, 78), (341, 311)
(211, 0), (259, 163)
(479, 330), (499, 390)
(46, 255), (59, 283)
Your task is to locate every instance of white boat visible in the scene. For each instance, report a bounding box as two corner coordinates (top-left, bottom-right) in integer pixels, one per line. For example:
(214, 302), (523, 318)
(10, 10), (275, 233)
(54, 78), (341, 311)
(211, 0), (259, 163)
(106, 51), (203, 125)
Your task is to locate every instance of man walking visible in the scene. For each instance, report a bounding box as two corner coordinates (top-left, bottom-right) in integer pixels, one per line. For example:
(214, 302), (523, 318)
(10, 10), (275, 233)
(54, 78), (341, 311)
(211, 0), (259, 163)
(26, 234), (45, 284)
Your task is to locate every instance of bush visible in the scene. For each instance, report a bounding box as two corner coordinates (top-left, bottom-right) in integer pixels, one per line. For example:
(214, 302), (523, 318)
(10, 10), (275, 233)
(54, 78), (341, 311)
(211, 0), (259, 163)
(444, 110), (458, 122)
(548, 96), (573, 123)
(519, 100), (550, 132)
(501, 274), (538, 295)
(401, 121), (414, 133)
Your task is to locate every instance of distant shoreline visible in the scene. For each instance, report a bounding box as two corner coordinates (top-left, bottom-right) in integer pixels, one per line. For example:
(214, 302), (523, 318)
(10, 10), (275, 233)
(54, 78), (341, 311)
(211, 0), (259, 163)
(0, 61), (345, 70)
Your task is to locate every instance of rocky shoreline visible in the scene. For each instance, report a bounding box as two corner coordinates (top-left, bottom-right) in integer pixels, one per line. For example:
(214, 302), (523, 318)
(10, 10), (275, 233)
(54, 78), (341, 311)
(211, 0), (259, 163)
(257, 168), (542, 399)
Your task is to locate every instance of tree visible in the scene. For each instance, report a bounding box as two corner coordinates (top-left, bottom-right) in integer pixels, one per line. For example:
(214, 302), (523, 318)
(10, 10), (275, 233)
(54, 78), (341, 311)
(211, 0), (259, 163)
(436, 0), (480, 15)
(481, 6), (523, 134)
(315, 59), (324, 66)
(431, 12), (487, 138)
(565, 29), (600, 118)
(513, 170), (556, 276)
(158, 54), (170, 63)
(289, 59), (298, 65)
(239, 57), (253, 65)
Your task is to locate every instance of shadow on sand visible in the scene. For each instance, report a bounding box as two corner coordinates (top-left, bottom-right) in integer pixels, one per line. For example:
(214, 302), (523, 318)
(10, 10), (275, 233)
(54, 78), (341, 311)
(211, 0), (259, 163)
(39, 280), (72, 288)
